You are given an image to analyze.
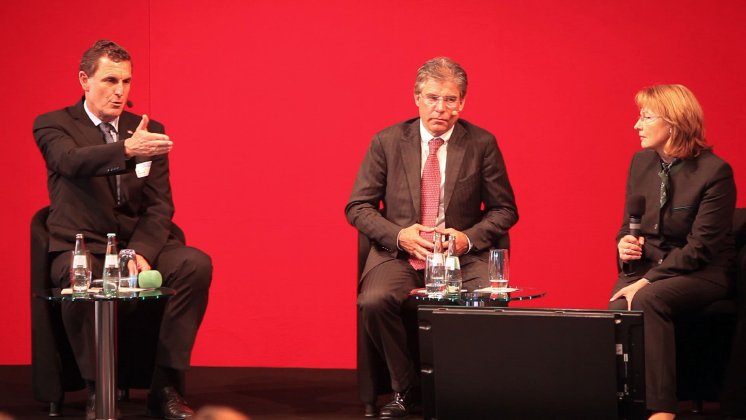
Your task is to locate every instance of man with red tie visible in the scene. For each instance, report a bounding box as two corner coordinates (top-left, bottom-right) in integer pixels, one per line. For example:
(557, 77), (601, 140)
(346, 57), (518, 419)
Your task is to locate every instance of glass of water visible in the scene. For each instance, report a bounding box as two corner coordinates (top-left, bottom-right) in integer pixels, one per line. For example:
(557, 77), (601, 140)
(489, 249), (510, 291)
(119, 249), (138, 289)
(70, 250), (92, 296)
(425, 253), (446, 298)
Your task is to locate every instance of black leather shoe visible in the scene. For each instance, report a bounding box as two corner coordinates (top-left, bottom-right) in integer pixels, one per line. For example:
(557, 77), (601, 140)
(364, 403), (379, 417)
(379, 387), (418, 419)
(147, 386), (195, 419)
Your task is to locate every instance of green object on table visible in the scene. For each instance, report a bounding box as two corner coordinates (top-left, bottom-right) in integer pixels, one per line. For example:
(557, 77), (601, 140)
(138, 270), (162, 288)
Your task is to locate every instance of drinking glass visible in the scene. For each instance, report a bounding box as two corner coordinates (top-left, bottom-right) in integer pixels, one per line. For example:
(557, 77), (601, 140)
(119, 249), (138, 288)
(70, 250), (92, 296)
(425, 253), (446, 298)
(488, 249), (510, 290)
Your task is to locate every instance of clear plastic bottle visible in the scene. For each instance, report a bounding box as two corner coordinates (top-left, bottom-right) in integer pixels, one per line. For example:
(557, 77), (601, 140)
(102, 233), (119, 297)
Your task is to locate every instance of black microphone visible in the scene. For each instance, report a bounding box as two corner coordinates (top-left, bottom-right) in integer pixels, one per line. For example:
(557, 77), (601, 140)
(623, 194), (645, 275)
(126, 100), (134, 108)
(627, 194), (645, 237)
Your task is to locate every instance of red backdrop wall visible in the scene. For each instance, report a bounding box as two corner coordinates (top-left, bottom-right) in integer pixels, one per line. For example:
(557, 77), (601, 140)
(2, 0), (745, 368)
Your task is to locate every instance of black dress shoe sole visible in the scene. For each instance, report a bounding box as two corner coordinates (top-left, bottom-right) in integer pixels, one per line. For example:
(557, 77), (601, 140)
(147, 407), (194, 420)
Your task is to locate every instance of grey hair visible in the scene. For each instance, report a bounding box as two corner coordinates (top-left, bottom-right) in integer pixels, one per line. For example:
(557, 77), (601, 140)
(414, 57), (468, 99)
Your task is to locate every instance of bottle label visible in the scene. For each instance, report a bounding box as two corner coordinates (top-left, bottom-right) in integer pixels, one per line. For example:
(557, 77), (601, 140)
(105, 254), (119, 267)
(73, 254), (88, 267)
(445, 256), (460, 270)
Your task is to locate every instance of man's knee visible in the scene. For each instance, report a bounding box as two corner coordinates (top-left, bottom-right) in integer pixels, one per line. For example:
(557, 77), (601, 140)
(158, 246), (212, 290)
(358, 288), (392, 315)
(183, 247), (212, 286)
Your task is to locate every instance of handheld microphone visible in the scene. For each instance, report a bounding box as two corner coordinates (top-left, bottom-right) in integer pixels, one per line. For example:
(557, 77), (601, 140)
(126, 100), (134, 107)
(627, 194), (645, 237)
(623, 194), (645, 275)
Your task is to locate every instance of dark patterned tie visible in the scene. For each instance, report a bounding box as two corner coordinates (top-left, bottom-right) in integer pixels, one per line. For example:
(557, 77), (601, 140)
(410, 137), (445, 270)
(99, 123), (121, 205)
(658, 159), (677, 208)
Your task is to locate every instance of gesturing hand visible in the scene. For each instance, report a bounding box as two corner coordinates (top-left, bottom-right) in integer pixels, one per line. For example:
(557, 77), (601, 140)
(123, 114), (173, 157)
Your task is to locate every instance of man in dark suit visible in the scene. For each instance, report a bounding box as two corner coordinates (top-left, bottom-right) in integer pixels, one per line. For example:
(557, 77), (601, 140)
(346, 57), (518, 418)
(33, 40), (211, 419)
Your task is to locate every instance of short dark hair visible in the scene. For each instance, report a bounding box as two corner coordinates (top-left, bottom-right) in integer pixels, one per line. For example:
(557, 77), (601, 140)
(79, 40), (131, 76)
(414, 57), (468, 99)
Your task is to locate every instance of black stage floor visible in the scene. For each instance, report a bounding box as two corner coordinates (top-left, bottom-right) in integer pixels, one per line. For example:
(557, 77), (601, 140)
(0, 365), (727, 419)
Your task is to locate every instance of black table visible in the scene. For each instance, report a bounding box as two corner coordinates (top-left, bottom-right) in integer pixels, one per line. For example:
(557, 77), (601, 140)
(35, 287), (174, 420)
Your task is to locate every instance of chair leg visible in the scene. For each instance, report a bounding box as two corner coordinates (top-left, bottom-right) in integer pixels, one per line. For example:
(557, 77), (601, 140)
(48, 401), (62, 417)
(691, 399), (703, 414)
(364, 403), (379, 418)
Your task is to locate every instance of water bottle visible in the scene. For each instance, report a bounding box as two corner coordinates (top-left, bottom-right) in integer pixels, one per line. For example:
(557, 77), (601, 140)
(446, 234), (456, 257)
(71, 234), (89, 296)
(433, 232), (443, 254)
(102, 233), (119, 297)
(445, 255), (462, 298)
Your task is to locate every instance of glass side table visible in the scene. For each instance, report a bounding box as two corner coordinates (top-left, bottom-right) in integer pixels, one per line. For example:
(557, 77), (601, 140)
(409, 286), (546, 307)
(34, 287), (175, 420)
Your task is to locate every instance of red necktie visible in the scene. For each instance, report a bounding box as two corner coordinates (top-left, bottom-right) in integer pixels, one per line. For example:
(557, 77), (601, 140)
(410, 137), (444, 269)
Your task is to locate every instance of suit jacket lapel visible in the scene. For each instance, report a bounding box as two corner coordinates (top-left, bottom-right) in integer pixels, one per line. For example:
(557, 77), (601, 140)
(401, 120), (422, 218)
(71, 99), (107, 147)
(69, 100), (120, 202)
(444, 124), (466, 212)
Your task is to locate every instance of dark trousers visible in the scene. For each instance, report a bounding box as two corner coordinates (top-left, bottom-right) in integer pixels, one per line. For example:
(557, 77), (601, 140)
(608, 275), (729, 413)
(721, 298), (746, 417)
(51, 238), (212, 385)
(358, 254), (489, 392)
